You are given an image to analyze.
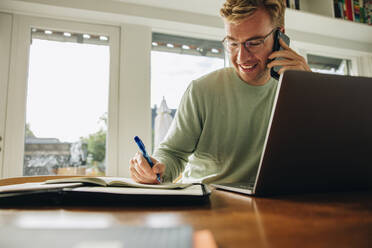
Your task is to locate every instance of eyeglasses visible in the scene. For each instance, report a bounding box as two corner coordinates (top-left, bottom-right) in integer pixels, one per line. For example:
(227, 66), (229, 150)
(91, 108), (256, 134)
(222, 28), (276, 54)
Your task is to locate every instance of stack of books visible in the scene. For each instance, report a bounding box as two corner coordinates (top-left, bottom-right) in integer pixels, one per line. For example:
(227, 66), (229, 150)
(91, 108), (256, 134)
(334, 0), (372, 24)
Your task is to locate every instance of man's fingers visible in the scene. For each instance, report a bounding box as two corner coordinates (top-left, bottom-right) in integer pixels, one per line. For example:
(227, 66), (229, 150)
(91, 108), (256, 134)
(130, 164), (156, 183)
(130, 164), (142, 183)
(135, 153), (156, 178)
(150, 156), (158, 164)
(267, 59), (297, 68)
(153, 163), (166, 175)
(267, 47), (311, 73)
(129, 153), (164, 184)
(278, 37), (290, 49)
(268, 50), (299, 61)
(131, 156), (154, 180)
(130, 167), (146, 183)
(268, 40), (306, 64)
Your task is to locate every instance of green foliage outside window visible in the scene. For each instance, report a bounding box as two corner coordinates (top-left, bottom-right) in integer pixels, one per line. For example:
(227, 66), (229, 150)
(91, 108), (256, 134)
(25, 123), (36, 138)
(81, 112), (107, 164)
(82, 129), (106, 163)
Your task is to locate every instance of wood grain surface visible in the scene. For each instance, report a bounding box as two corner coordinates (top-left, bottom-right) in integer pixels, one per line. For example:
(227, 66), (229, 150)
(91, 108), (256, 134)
(0, 176), (371, 248)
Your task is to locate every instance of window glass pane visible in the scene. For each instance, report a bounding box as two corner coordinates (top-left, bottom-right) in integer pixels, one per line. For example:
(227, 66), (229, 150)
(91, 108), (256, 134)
(307, 54), (352, 75)
(151, 33), (225, 150)
(24, 29), (110, 176)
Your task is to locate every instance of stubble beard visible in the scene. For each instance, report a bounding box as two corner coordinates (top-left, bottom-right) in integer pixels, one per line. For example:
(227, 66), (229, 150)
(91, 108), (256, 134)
(242, 65), (270, 85)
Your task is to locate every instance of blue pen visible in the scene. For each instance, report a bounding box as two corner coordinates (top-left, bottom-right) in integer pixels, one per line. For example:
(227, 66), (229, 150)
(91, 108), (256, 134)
(134, 136), (161, 183)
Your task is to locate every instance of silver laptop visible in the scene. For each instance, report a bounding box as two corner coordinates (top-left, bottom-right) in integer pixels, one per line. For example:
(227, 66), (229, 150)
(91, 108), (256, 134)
(212, 71), (371, 196)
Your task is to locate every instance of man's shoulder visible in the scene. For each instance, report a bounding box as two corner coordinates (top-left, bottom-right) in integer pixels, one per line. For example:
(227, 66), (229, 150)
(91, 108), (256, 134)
(195, 67), (234, 82)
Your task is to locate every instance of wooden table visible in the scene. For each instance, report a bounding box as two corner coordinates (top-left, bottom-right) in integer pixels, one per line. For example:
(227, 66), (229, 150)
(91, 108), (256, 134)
(0, 177), (371, 247)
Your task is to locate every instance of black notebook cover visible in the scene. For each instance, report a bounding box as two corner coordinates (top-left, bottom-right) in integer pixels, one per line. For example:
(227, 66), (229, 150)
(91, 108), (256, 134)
(0, 184), (211, 207)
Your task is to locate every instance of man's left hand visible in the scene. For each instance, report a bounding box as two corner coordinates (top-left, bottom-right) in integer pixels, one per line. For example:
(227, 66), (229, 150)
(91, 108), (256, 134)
(267, 38), (311, 74)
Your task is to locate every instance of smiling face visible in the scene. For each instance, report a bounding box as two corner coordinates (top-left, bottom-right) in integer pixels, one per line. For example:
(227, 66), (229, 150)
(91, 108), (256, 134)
(224, 8), (275, 86)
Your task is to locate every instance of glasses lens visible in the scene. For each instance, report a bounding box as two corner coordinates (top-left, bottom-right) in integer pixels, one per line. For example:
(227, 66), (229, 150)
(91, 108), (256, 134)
(244, 40), (264, 53)
(223, 39), (235, 53)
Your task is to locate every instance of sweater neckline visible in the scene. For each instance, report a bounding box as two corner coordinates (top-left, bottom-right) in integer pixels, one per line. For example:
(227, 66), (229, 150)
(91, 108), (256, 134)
(230, 67), (276, 91)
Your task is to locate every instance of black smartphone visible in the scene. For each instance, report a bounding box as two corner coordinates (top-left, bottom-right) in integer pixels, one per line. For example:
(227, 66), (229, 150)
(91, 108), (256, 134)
(269, 29), (290, 80)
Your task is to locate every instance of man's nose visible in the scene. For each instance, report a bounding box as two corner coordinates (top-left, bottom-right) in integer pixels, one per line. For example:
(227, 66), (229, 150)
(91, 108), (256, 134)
(237, 43), (253, 62)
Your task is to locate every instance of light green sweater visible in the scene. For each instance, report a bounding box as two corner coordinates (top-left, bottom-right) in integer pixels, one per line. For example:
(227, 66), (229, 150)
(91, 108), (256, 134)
(154, 67), (278, 183)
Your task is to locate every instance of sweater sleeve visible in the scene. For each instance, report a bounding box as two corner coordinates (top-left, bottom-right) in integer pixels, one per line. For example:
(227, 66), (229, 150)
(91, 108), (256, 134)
(153, 81), (204, 182)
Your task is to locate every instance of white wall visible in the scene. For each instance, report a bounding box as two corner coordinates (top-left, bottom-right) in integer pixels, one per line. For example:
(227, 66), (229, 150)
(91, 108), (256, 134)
(1, 0), (371, 51)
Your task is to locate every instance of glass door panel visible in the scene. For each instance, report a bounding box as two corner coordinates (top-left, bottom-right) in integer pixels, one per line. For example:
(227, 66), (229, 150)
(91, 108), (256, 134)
(24, 29), (110, 176)
(150, 33), (225, 151)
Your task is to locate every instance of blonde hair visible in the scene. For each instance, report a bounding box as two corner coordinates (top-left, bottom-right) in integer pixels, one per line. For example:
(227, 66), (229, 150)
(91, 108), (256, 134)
(220, 0), (286, 27)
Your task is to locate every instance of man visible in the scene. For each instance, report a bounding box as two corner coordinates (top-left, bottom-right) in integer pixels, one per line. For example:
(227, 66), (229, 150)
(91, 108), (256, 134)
(129, 0), (310, 184)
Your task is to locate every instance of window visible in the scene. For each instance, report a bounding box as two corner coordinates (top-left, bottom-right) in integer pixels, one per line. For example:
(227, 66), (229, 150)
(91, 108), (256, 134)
(2, 16), (119, 178)
(24, 29), (110, 176)
(151, 33), (225, 150)
(307, 54), (352, 75)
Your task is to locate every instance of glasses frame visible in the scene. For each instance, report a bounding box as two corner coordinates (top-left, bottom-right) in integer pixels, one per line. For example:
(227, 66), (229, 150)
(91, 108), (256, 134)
(222, 28), (277, 54)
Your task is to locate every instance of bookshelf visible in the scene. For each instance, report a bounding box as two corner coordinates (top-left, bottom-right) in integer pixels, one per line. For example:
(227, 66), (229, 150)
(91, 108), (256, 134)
(284, 0), (372, 49)
(285, 1), (372, 77)
(287, 0), (372, 25)
(286, 8), (372, 45)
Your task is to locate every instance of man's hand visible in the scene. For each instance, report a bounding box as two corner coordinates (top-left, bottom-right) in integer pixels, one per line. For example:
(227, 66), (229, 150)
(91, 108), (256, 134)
(129, 152), (166, 184)
(267, 38), (311, 75)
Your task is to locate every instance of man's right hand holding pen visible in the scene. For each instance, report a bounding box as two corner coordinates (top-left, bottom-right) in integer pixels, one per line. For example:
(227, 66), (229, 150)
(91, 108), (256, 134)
(129, 153), (166, 184)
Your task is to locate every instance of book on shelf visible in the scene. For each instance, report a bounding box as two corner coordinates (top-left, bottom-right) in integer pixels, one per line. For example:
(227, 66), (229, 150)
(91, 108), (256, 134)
(0, 177), (211, 206)
(366, 0), (372, 24)
(345, 0), (354, 20)
(295, 0), (300, 10)
(286, 0), (300, 10)
(334, 0), (372, 24)
(334, 1), (342, 18)
(353, 0), (361, 22)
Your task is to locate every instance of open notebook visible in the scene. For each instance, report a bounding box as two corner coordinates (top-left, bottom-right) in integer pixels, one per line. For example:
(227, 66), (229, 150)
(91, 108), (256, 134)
(0, 177), (211, 206)
(44, 176), (193, 189)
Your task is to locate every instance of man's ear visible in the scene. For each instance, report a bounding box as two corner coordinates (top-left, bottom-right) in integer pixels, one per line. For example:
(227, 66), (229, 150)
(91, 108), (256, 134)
(279, 27), (285, 33)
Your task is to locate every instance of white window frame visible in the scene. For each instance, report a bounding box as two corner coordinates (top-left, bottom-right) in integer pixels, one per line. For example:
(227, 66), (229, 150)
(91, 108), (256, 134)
(117, 24), (152, 177)
(2, 15), (120, 178)
(292, 40), (372, 77)
(0, 13), (13, 178)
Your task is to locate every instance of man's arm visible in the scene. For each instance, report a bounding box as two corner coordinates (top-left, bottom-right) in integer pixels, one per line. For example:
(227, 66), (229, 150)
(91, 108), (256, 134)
(129, 81), (204, 183)
(153, 81), (204, 182)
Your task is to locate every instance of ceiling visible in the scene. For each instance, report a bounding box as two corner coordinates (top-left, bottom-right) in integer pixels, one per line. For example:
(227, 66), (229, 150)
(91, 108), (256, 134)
(114, 0), (225, 16)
